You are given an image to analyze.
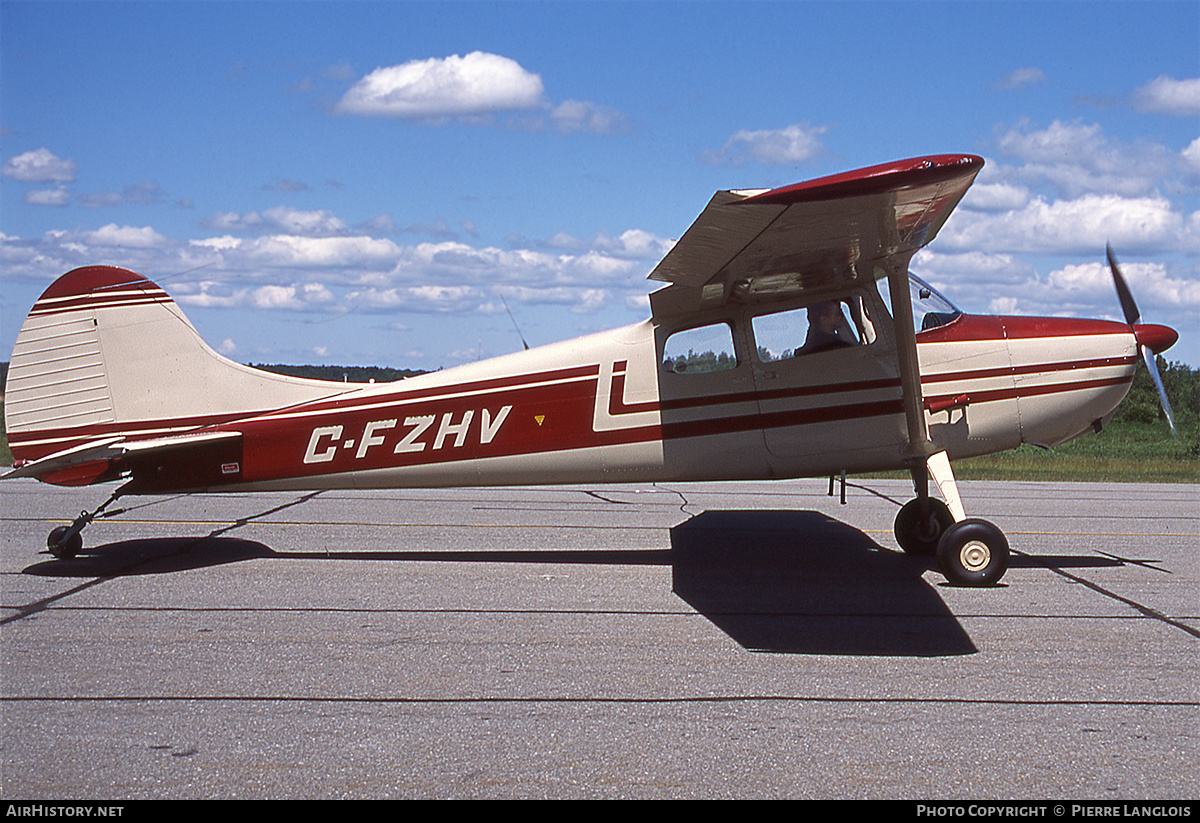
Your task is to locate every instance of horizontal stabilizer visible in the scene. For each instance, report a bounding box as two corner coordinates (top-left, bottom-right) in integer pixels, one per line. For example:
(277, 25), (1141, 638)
(4, 430), (244, 487)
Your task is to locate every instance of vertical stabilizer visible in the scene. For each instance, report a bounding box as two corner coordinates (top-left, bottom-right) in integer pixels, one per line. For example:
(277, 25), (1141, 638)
(6, 266), (348, 465)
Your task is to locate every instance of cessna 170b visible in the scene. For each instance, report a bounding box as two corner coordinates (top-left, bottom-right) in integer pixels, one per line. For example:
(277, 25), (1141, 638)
(3, 154), (1179, 587)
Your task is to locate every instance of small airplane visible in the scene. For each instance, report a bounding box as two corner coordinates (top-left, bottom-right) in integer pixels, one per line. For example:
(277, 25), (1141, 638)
(3, 154), (1179, 586)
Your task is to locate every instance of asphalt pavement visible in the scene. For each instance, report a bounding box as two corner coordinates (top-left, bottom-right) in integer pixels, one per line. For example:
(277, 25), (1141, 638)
(2, 477), (1196, 799)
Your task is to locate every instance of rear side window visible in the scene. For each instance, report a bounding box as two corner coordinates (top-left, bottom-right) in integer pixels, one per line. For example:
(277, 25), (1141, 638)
(662, 322), (738, 374)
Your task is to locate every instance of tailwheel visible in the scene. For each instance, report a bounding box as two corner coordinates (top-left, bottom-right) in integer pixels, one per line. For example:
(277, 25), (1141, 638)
(894, 498), (954, 556)
(936, 519), (1009, 587)
(42, 486), (128, 560)
(47, 526), (83, 560)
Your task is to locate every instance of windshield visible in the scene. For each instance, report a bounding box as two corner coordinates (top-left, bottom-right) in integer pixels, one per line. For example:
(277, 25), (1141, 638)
(878, 273), (962, 332)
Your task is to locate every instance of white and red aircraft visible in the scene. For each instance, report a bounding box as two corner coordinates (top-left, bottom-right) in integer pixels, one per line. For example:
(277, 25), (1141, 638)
(3, 154), (1179, 586)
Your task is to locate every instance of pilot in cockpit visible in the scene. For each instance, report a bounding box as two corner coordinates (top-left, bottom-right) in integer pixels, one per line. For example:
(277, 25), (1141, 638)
(798, 300), (856, 354)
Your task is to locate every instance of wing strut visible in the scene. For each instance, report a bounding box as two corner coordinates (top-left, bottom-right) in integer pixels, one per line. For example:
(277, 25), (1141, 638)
(885, 266), (935, 463)
(885, 263), (958, 532)
(885, 265), (1010, 586)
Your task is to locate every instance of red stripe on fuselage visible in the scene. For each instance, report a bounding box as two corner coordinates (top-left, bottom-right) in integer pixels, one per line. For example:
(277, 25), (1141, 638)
(916, 313), (1132, 344)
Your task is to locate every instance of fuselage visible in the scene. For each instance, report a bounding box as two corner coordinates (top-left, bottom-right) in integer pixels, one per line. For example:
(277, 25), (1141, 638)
(195, 284), (1149, 494)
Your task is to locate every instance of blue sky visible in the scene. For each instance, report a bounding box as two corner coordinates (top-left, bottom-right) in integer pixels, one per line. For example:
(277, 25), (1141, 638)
(3, 1), (1198, 370)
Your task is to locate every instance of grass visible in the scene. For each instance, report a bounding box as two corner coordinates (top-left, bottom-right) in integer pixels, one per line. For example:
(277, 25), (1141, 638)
(953, 433), (1199, 483)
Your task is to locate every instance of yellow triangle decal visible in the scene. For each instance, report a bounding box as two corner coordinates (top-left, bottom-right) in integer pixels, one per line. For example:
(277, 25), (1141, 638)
(534, 415), (545, 426)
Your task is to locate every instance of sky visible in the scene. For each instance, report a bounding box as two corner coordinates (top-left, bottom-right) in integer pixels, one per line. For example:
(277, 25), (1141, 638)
(2, 1), (1198, 372)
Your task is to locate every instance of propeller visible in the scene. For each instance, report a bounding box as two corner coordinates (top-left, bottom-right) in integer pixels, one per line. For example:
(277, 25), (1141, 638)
(1106, 244), (1178, 439)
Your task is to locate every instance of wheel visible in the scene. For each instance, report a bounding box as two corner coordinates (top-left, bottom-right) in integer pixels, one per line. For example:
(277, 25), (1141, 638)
(936, 519), (1009, 587)
(894, 498), (954, 556)
(47, 526), (83, 560)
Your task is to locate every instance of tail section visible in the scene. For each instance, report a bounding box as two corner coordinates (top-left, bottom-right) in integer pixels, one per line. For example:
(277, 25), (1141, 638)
(5, 266), (347, 480)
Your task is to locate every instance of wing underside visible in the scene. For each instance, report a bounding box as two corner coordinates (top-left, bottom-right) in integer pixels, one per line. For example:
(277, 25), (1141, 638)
(649, 154), (983, 318)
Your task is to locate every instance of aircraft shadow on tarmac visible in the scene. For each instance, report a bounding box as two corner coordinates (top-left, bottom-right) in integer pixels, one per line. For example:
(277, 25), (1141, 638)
(23, 536), (276, 577)
(23, 507), (1125, 657)
(669, 510), (974, 656)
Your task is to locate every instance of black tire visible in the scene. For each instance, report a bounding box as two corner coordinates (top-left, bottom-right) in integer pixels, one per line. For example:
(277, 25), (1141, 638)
(894, 498), (954, 556)
(47, 526), (83, 560)
(936, 519), (1009, 587)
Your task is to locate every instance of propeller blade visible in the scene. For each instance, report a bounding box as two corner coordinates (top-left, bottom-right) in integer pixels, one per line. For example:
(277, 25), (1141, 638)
(1140, 346), (1178, 440)
(1108, 245), (1178, 438)
(1107, 243), (1140, 327)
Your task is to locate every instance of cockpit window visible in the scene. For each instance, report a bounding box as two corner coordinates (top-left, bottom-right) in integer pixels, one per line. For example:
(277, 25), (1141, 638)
(752, 296), (876, 362)
(877, 273), (962, 332)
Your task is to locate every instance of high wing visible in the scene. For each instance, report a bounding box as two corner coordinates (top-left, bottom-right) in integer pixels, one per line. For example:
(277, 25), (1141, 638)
(648, 154), (983, 318)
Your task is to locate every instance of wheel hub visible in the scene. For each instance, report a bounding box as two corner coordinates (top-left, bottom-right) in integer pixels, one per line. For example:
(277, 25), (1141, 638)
(959, 540), (991, 572)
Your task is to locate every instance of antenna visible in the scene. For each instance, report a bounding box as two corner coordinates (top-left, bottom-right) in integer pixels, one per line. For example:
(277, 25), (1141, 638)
(500, 294), (530, 351)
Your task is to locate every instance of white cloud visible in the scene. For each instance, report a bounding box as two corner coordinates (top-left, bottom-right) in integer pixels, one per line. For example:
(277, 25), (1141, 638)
(940, 193), (1188, 255)
(24, 187), (71, 207)
(705, 123), (829, 166)
(176, 281), (337, 312)
(961, 182), (1031, 212)
(344, 283), (488, 314)
(1181, 137), (1200, 183)
(162, 227), (664, 318)
(244, 234), (402, 268)
(1048, 260), (1200, 311)
(205, 211), (264, 232)
(550, 100), (629, 134)
(994, 67), (1046, 90)
(994, 120), (1171, 198)
(190, 235), (242, 251)
(3, 148), (77, 183)
(335, 52), (545, 119)
(260, 206), (348, 236)
(1131, 75), (1200, 116)
(329, 52), (629, 135)
(203, 207), (349, 236)
(956, 258), (1200, 322)
(82, 224), (170, 249)
(78, 182), (166, 208)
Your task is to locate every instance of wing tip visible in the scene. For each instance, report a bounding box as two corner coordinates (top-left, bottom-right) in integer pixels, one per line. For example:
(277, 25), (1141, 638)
(742, 154), (984, 206)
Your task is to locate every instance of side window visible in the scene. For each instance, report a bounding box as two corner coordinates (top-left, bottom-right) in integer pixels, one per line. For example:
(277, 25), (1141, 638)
(753, 299), (862, 362)
(662, 321), (738, 374)
(876, 272), (962, 332)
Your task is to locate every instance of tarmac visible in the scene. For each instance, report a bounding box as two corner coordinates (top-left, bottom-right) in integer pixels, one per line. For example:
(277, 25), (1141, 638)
(2, 477), (1196, 799)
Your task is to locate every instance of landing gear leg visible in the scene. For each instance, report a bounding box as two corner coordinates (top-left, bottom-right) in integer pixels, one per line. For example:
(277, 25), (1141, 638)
(46, 486), (128, 559)
(894, 495), (953, 556)
(894, 457), (952, 556)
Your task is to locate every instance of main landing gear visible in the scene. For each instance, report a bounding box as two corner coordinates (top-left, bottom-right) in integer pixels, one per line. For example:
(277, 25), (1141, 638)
(893, 453), (1010, 587)
(45, 486), (127, 560)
